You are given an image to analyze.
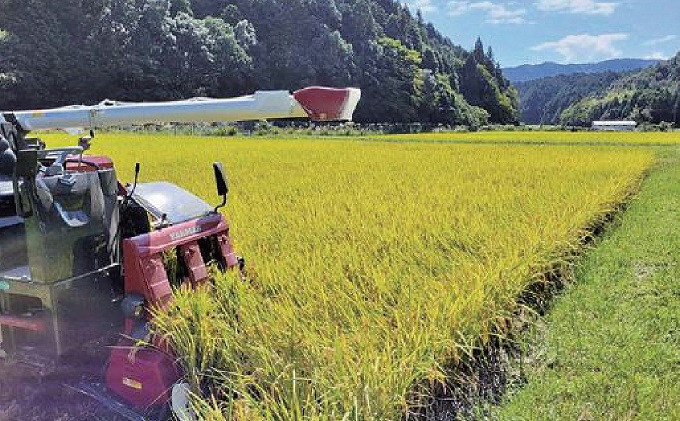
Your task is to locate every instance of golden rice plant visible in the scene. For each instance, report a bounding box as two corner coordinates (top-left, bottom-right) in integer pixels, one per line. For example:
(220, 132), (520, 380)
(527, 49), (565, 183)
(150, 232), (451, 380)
(373, 130), (680, 145)
(43, 133), (653, 419)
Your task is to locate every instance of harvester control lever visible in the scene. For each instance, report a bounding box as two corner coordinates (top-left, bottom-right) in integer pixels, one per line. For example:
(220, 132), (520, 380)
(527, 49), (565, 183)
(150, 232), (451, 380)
(125, 162), (141, 202)
(78, 130), (95, 151)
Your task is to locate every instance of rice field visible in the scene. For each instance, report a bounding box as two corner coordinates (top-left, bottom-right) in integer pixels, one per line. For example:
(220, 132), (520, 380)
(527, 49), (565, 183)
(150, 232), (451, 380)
(44, 133), (654, 419)
(370, 130), (680, 146)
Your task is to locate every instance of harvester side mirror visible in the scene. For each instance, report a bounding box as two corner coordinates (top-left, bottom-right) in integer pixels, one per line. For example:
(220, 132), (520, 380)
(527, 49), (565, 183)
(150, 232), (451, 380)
(213, 162), (229, 212)
(213, 162), (229, 196)
(14, 149), (38, 178)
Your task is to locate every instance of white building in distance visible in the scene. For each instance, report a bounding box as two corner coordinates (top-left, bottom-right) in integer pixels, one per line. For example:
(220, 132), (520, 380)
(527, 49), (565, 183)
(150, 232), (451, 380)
(592, 121), (637, 131)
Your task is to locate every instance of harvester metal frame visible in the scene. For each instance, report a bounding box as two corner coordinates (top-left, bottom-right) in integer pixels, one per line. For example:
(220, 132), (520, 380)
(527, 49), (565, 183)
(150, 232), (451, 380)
(0, 86), (360, 419)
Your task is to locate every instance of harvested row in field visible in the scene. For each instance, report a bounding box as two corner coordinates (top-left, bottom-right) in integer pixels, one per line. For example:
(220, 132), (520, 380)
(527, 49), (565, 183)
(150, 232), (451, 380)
(43, 134), (652, 419)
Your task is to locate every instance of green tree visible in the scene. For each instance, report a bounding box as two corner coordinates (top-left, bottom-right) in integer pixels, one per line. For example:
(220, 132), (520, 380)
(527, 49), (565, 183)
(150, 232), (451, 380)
(0, 0), (521, 124)
(354, 37), (423, 122)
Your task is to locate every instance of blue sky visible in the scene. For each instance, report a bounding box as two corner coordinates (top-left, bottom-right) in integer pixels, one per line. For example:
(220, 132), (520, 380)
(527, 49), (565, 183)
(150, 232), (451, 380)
(403, 0), (680, 67)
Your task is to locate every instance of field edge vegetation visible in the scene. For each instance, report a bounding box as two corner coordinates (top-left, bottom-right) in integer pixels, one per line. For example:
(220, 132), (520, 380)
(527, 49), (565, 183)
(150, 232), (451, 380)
(493, 147), (680, 420)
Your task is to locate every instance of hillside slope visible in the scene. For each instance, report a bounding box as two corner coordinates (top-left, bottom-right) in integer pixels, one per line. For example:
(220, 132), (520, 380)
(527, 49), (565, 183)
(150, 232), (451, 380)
(561, 53), (680, 126)
(0, 0), (518, 125)
(515, 72), (622, 124)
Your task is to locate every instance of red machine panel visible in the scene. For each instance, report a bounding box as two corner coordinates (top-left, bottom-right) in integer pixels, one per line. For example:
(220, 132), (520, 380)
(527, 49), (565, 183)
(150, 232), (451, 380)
(0, 314), (46, 332)
(64, 154), (114, 171)
(106, 344), (181, 408)
(113, 212), (240, 408)
(180, 241), (209, 286)
(217, 232), (239, 268)
(122, 212), (236, 308)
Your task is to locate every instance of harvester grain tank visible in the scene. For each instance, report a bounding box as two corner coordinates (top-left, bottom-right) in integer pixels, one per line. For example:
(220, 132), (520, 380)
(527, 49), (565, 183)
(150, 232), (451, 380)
(0, 87), (361, 420)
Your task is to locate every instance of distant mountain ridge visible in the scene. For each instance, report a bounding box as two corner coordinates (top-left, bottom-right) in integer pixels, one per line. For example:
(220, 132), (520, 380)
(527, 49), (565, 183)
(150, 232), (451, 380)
(514, 52), (680, 125)
(515, 71), (622, 124)
(503, 59), (660, 82)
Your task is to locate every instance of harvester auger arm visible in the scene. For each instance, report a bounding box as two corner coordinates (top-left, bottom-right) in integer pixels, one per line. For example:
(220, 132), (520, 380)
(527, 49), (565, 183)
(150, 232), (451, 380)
(0, 86), (361, 421)
(2, 86), (361, 135)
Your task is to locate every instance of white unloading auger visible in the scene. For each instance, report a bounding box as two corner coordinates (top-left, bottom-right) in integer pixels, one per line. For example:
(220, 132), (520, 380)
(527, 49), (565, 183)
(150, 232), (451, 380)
(2, 86), (362, 134)
(0, 86), (360, 174)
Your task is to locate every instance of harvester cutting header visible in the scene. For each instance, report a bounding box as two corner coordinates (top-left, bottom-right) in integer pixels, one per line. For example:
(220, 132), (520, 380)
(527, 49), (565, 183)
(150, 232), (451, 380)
(0, 87), (360, 420)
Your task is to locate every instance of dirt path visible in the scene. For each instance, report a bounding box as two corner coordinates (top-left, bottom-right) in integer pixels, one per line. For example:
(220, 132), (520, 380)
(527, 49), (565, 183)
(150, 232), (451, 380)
(0, 357), (125, 421)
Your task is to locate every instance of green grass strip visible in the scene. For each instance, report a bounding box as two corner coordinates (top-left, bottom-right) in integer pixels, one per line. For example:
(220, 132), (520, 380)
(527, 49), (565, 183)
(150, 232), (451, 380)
(495, 148), (680, 420)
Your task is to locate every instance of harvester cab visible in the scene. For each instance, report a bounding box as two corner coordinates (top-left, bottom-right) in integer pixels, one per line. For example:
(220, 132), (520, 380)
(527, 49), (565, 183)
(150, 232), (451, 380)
(0, 87), (361, 419)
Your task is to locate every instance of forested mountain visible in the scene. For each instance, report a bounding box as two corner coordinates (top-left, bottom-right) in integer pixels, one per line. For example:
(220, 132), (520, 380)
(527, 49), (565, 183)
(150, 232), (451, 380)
(504, 59), (659, 83)
(515, 72), (622, 124)
(560, 53), (680, 126)
(0, 0), (519, 125)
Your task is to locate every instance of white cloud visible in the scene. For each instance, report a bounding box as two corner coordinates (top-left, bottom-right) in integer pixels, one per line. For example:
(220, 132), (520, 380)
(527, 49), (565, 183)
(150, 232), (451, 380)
(447, 1), (528, 24)
(645, 52), (669, 60)
(532, 33), (628, 63)
(535, 0), (618, 16)
(643, 35), (677, 46)
(404, 0), (437, 14)
(448, 1), (471, 16)
(471, 2), (528, 24)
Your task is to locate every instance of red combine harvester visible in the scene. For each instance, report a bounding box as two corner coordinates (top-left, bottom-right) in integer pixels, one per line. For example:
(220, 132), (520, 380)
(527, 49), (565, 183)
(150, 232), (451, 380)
(0, 87), (361, 419)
